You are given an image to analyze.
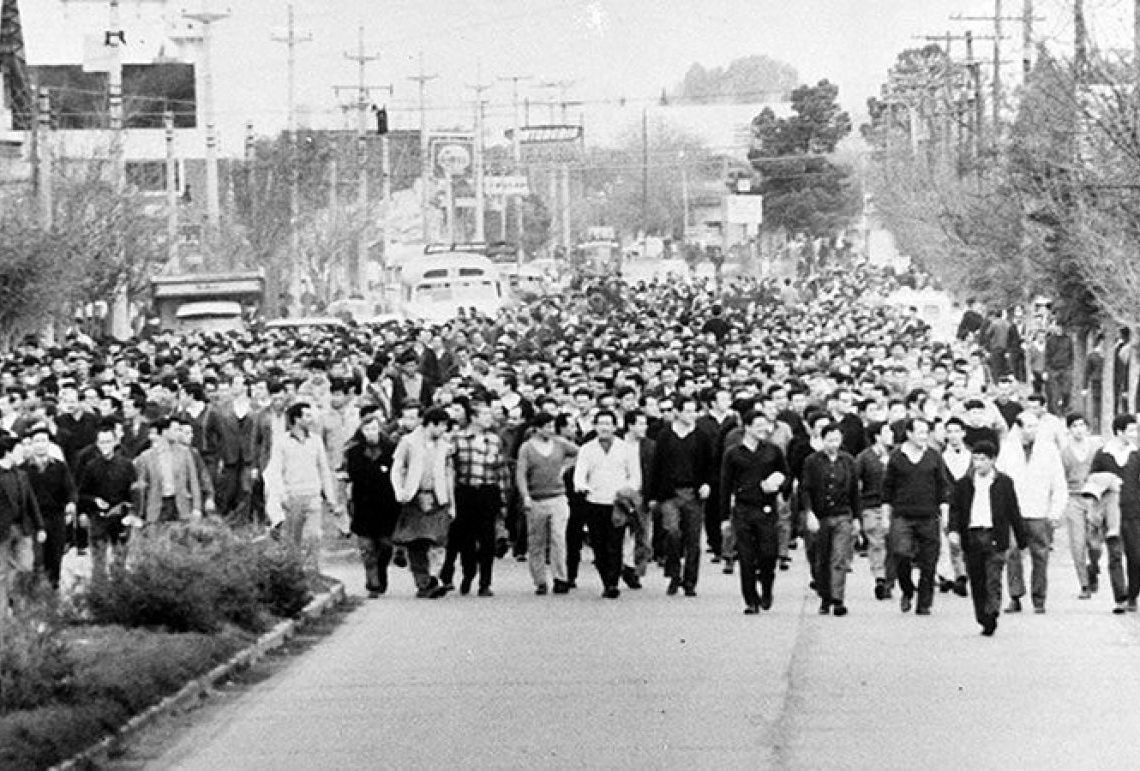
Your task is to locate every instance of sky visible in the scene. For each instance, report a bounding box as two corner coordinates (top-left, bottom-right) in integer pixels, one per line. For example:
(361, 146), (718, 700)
(22, 0), (1136, 154)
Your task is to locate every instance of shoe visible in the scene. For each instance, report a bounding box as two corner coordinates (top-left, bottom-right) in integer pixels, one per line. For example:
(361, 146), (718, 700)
(722, 558), (734, 575)
(1004, 598), (1022, 614)
(759, 590), (773, 611)
(603, 586), (621, 599)
(428, 579), (449, 599)
(779, 557), (790, 571)
(832, 604), (848, 617)
(393, 550), (408, 568)
(477, 587), (494, 597)
(515, 554), (527, 562)
(874, 580), (887, 601)
(77, 547), (88, 556)
(367, 589), (382, 599)
(459, 577), (473, 596)
(1129, 600), (1138, 613)
(621, 568), (642, 590)
(667, 577), (681, 596)
(440, 581), (455, 594)
(818, 599), (831, 615)
(711, 555), (721, 564)
(552, 579), (570, 594)
(981, 616), (997, 636)
(494, 538), (510, 559)
(744, 605), (760, 615)
(535, 584), (548, 595)
(567, 579), (577, 589)
(953, 576), (969, 597)
(883, 587), (893, 599)
(915, 606), (931, 616)
(684, 587), (697, 598)
(1078, 588), (1092, 600)
(939, 577), (954, 594)
(900, 594), (913, 613)
(416, 577), (440, 598)
(1114, 602), (1128, 614)
(1033, 605), (1046, 614)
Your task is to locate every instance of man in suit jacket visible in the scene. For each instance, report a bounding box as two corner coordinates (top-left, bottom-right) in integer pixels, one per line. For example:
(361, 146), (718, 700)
(205, 379), (256, 524)
(949, 440), (1027, 636)
(391, 350), (434, 410)
(133, 416), (202, 525)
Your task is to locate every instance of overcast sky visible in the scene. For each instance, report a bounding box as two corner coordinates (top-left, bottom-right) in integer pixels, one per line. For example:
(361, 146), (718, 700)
(25, 0), (1133, 149)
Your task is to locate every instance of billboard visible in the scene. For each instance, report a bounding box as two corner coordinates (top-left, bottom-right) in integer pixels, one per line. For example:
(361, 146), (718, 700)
(429, 133), (474, 178)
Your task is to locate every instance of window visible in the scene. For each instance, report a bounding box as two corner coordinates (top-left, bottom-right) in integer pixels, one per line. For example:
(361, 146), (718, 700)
(423, 269), (448, 279)
(458, 267), (484, 277)
(126, 160), (178, 193)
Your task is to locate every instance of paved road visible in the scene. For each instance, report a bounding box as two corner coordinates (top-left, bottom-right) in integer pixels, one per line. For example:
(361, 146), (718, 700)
(126, 531), (1140, 770)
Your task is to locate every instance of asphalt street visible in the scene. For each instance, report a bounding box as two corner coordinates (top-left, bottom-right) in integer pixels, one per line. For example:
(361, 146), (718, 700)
(115, 529), (1140, 771)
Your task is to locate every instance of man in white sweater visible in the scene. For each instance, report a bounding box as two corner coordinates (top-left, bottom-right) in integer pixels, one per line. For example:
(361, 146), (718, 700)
(997, 409), (1068, 613)
(573, 411), (641, 598)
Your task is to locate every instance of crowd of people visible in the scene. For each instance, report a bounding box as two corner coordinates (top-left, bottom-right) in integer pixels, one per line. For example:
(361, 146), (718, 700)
(0, 254), (1133, 638)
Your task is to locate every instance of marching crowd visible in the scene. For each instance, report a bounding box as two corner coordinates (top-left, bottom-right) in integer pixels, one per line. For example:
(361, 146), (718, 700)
(0, 255), (1136, 638)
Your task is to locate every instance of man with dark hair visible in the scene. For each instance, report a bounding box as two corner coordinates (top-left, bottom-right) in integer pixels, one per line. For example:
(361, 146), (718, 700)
(882, 417), (952, 615)
(697, 387), (737, 564)
(205, 377), (257, 524)
(949, 440), (1026, 636)
(801, 422), (860, 616)
(23, 423), (75, 590)
(76, 425), (137, 577)
(856, 420), (895, 600)
(1, 435), (45, 619)
(1088, 413), (1140, 614)
(133, 415), (202, 525)
(720, 409), (789, 614)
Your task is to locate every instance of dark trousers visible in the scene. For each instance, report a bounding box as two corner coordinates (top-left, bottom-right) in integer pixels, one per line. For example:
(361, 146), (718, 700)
(704, 489), (724, 556)
(358, 534), (393, 592)
(733, 504), (778, 607)
(216, 463), (252, 524)
(1046, 369), (1072, 414)
(965, 529), (1005, 627)
(585, 502), (624, 590)
(38, 515), (68, 590)
(1119, 518), (1140, 602)
(662, 488), (704, 589)
(891, 516), (940, 610)
(406, 538), (435, 592)
(566, 491), (590, 583)
(507, 489), (527, 558)
(440, 484), (499, 589)
(813, 514), (854, 604)
(1006, 519), (1052, 608)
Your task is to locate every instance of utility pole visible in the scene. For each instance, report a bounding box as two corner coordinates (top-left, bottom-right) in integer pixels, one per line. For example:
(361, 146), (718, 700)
(499, 74), (531, 251)
(182, 2), (231, 233)
(165, 110), (179, 270)
(952, 2), (1040, 138)
(334, 26), (389, 295)
(35, 87), (52, 230)
(641, 106), (649, 238)
(270, 4), (312, 276)
(408, 53), (438, 242)
(467, 66), (492, 244)
(1022, 0), (1034, 78)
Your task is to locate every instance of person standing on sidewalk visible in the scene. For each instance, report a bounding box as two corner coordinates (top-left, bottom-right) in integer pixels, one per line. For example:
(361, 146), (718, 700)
(948, 440), (1026, 637)
(882, 418), (952, 616)
(574, 410), (641, 599)
(1060, 413), (1103, 600)
(516, 413), (578, 595)
(855, 421), (894, 601)
(443, 402), (510, 597)
(720, 409), (789, 615)
(996, 410), (1067, 614)
(390, 407), (455, 599)
(263, 402), (342, 571)
(801, 422), (860, 617)
(650, 396), (713, 598)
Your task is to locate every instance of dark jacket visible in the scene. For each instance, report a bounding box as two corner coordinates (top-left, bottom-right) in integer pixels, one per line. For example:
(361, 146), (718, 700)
(800, 449), (860, 517)
(24, 458), (77, 524)
(344, 433), (400, 539)
(205, 404), (255, 466)
(648, 424), (713, 502)
(0, 465), (44, 536)
(949, 471), (1027, 552)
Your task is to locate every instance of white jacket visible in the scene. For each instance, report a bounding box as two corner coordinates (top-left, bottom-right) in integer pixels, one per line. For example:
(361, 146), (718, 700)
(573, 437), (640, 506)
(996, 431), (1067, 522)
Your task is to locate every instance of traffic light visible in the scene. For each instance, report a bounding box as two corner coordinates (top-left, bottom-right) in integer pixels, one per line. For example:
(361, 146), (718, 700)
(373, 105), (388, 135)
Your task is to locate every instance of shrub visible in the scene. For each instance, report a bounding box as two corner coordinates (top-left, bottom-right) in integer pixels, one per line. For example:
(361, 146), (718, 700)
(80, 522), (314, 634)
(0, 609), (75, 713)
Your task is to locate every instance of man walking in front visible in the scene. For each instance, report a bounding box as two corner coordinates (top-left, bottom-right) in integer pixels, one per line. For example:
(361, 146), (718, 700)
(801, 422), (860, 616)
(949, 440), (1026, 636)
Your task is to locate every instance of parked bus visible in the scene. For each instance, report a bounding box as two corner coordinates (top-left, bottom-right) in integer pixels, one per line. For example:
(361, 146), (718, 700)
(397, 252), (508, 322)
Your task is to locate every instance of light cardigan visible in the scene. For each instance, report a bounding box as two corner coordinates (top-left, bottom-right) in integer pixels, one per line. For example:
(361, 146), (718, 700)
(996, 431), (1068, 522)
(390, 427), (452, 506)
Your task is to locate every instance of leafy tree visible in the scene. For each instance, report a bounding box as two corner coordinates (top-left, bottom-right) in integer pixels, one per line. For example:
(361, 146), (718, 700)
(747, 80), (859, 237)
(673, 56), (799, 103)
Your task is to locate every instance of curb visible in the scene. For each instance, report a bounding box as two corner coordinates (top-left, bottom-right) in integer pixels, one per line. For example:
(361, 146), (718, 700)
(51, 580), (347, 771)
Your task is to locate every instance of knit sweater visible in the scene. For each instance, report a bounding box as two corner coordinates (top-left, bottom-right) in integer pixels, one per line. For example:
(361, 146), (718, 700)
(517, 438), (577, 500)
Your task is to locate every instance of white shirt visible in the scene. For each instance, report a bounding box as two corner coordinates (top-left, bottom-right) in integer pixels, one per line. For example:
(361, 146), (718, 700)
(942, 446), (972, 482)
(573, 437), (640, 506)
(970, 471), (995, 529)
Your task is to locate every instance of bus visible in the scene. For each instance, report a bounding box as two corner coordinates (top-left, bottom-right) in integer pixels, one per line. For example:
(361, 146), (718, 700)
(397, 252), (508, 323)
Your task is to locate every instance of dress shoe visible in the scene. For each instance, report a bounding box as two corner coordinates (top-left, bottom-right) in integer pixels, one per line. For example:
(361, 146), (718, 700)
(779, 557), (791, 571)
(428, 583), (449, 599)
(1078, 588), (1092, 600)
(684, 587), (697, 598)
(711, 555), (721, 564)
(477, 587), (494, 597)
(1004, 597), (1022, 614)
(744, 605), (760, 615)
(535, 583), (548, 596)
(915, 606), (931, 616)
(938, 577), (954, 594)
(953, 576), (969, 597)
(567, 579), (577, 589)
(603, 586), (621, 599)
(393, 549), (408, 568)
(416, 577), (440, 598)
(459, 577), (473, 596)
(818, 599), (831, 615)
(439, 582), (454, 595)
(515, 554), (527, 562)
(1033, 605), (1046, 614)
(1129, 599), (1138, 613)
(832, 604), (848, 617)
(900, 593), (913, 613)
(759, 590), (773, 611)
(874, 580), (887, 601)
(552, 579), (570, 594)
(981, 616), (997, 636)
(722, 558), (735, 575)
(667, 577), (681, 596)
(621, 567), (642, 590)
(1114, 602), (1128, 614)
(367, 589), (382, 599)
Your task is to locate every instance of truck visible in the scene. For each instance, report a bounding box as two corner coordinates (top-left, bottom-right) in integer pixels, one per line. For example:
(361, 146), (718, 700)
(150, 271), (265, 333)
